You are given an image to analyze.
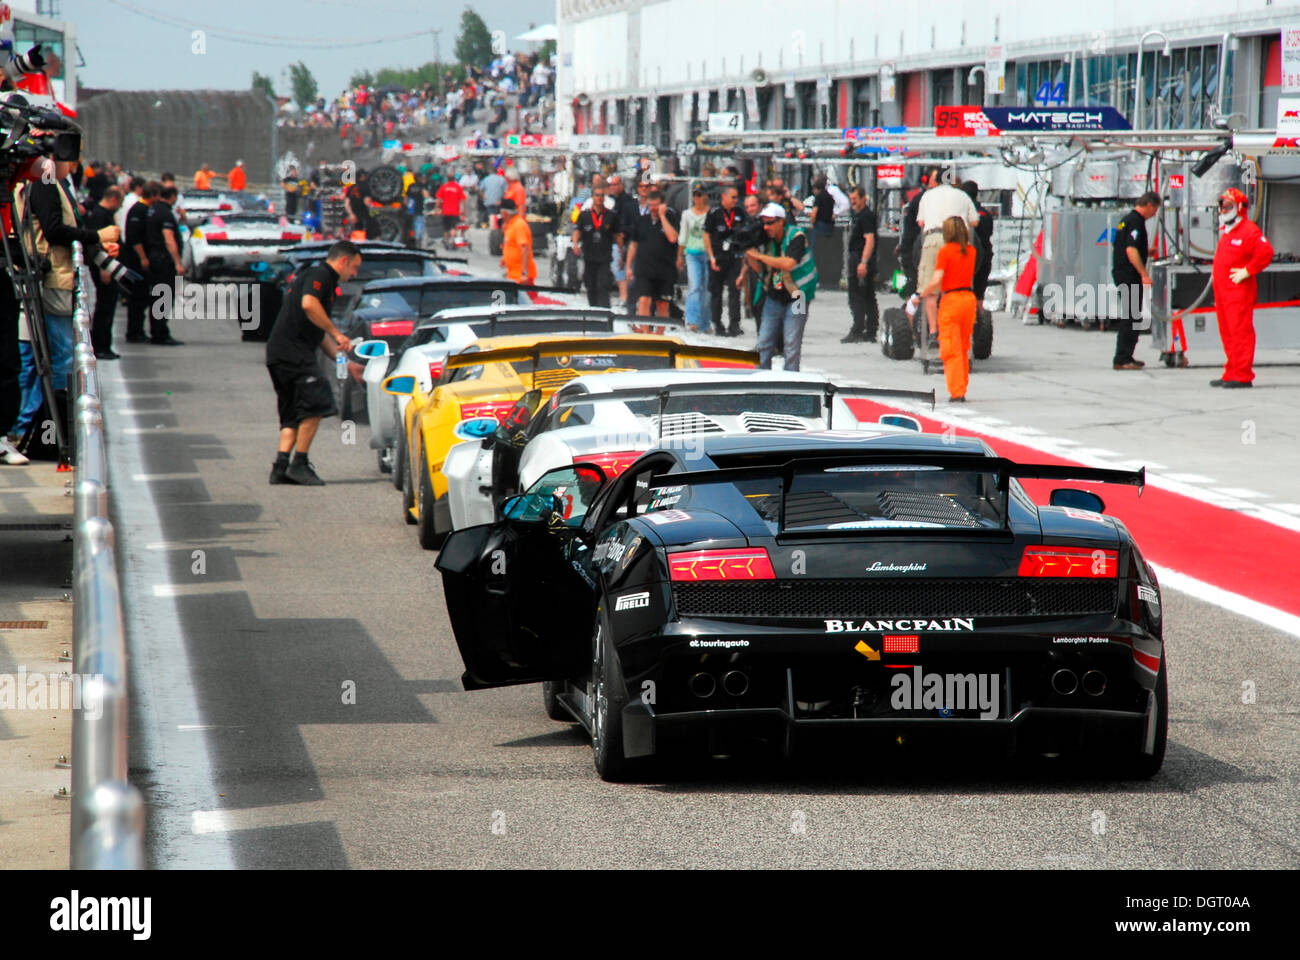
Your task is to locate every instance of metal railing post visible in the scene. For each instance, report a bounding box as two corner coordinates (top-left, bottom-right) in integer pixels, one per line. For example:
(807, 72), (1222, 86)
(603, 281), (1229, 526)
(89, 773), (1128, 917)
(68, 242), (144, 870)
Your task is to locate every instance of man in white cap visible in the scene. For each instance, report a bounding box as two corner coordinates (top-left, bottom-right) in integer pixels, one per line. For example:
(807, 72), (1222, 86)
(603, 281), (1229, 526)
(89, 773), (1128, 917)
(744, 202), (818, 371)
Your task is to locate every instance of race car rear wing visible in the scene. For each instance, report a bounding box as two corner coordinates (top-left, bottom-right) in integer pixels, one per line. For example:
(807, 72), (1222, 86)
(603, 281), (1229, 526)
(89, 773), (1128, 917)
(649, 454), (1144, 535)
(444, 339), (759, 371)
(550, 382), (936, 435)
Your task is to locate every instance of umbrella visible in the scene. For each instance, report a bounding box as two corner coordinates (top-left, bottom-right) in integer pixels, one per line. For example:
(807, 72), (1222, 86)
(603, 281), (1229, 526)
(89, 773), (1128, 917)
(516, 24), (558, 42)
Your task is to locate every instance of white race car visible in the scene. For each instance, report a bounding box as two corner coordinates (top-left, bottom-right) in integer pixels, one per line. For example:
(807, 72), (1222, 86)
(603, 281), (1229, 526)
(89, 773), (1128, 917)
(184, 212), (309, 281)
(443, 369), (934, 531)
(359, 305), (677, 480)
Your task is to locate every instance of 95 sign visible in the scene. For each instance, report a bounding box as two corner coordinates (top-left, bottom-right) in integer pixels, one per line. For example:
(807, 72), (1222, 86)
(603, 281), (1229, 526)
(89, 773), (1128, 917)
(935, 106), (1000, 137)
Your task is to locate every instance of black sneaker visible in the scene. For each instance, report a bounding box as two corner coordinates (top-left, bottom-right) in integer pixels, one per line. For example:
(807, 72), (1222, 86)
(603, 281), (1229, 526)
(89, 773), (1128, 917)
(285, 457), (325, 486)
(840, 332), (865, 343)
(269, 459), (290, 485)
(1222, 380), (1252, 389)
(1209, 379), (1225, 387)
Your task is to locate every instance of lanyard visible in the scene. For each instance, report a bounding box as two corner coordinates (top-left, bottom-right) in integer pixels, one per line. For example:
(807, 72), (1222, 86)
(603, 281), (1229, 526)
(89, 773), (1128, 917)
(723, 209), (735, 231)
(590, 208), (603, 231)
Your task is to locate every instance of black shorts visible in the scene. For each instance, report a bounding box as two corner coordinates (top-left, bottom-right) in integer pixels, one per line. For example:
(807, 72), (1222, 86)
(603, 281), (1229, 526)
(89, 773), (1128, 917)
(636, 269), (674, 302)
(267, 361), (338, 429)
(442, 214), (461, 232)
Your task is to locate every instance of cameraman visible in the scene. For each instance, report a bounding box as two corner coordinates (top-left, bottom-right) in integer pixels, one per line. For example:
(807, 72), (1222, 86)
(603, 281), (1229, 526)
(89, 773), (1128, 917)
(9, 159), (120, 443)
(702, 185), (747, 337)
(744, 202), (818, 371)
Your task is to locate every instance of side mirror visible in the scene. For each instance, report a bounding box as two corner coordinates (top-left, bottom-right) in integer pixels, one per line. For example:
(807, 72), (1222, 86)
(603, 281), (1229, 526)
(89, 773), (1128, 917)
(454, 417), (501, 441)
(1050, 488), (1106, 514)
(355, 339), (389, 359)
(382, 374), (417, 396)
(879, 414), (922, 432)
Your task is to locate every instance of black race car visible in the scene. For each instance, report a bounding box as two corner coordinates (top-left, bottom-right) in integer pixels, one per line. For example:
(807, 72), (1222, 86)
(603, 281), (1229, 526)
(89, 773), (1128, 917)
(436, 430), (1165, 781)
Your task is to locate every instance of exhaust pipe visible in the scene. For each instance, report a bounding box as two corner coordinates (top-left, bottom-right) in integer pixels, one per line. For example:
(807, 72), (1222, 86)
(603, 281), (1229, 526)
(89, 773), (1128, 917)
(1051, 668), (1078, 696)
(688, 672), (716, 698)
(721, 670), (749, 697)
(1082, 670), (1107, 697)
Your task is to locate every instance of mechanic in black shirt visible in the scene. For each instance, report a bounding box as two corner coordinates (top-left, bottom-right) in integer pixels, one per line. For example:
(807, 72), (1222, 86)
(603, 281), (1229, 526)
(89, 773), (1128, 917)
(1111, 191), (1160, 370)
(572, 182), (619, 307)
(145, 185), (184, 345)
(808, 175), (836, 239)
(844, 185), (880, 343)
(625, 188), (680, 318)
(85, 186), (124, 358)
(346, 170), (372, 239)
(702, 185), (748, 336)
(265, 240), (362, 485)
(962, 180), (995, 302)
(121, 181), (157, 343)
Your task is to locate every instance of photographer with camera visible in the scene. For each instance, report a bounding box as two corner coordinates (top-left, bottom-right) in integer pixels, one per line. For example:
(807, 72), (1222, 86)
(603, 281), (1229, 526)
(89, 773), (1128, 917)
(744, 202), (818, 372)
(9, 157), (121, 446)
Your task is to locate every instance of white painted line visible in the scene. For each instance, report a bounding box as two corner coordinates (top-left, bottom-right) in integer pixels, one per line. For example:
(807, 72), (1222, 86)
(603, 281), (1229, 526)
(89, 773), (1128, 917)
(100, 363), (234, 869)
(112, 408), (176, 416)
(1164, 473), (1216, 483)
(152, 582), (242, 598)
(177, 724), (220, 731)
(1272, 504), (1300, 516)
(121, 426), (181, 435)
(145, 541), (196, 551)
(132, 473), (202, 482)
(1153, 564), (1300, 640)
(1211, 487), (1267, 499)
(1074, 448), (1120, 458)
(191, 801), (333, 835)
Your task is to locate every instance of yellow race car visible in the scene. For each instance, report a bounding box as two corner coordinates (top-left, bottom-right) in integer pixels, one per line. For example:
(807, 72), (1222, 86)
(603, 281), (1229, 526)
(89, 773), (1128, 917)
(383, 334), (757, 548)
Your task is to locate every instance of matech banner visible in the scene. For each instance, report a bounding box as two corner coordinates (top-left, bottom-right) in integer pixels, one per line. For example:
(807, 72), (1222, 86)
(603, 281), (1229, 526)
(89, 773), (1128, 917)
(981, 106), (1132, 132)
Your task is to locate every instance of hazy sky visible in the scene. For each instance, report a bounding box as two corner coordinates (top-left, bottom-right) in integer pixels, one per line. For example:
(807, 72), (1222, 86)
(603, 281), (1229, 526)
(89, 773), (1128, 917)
(70, 0), (552, 97)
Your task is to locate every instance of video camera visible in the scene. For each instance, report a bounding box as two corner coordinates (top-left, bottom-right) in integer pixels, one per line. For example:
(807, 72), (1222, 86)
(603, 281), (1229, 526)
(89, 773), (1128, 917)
(727, 218), (770, 253)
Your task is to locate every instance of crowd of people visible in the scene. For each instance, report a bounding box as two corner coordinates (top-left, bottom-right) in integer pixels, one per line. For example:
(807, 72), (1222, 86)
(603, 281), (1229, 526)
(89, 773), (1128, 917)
(278, 50), (557, 148)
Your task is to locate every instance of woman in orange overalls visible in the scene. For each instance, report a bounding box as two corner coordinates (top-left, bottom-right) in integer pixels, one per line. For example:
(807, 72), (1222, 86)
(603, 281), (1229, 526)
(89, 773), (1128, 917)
(920, 216), (978, 402)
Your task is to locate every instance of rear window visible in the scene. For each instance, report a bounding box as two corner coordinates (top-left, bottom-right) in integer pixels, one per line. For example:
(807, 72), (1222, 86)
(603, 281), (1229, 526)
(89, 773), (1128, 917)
(419, 287), (512, 314)
(357, 259), (434, 281)
(624, 394), (821, 419)
(647, 464), (1005, 532)
(361, 289), (421, 313)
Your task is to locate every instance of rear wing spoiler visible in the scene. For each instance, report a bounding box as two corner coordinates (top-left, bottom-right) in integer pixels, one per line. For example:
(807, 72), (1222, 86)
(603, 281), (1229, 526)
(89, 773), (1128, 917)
(551, 382), (935, 431)
(648, 454), (1144, 534)
(445, 339), (759, 370)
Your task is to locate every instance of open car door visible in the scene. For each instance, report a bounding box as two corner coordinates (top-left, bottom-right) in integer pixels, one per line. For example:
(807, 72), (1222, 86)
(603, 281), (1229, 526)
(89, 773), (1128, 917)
(435, 464), (607, 689)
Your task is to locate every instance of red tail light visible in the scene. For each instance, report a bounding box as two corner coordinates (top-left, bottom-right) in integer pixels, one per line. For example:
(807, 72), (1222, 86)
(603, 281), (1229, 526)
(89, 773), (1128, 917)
(369, 319), (414, 337)
(669, 548), (775, 581)
(204, 231), (227, 240)
(427, 361), (444, 382)
(281, 232), (303, 241)
(218, 203), (233, 210)
(1019, 545), (1118, 578)
(575, 450), (641, 477)
(460, 401), (516, 423)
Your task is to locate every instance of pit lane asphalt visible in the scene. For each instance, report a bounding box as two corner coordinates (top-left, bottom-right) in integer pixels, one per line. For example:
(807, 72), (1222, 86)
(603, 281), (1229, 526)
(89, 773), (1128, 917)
(103, 302), (1300, 870)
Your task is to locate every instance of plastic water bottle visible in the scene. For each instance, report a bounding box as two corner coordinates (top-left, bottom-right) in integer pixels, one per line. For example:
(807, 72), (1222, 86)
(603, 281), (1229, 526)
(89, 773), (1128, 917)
(335, 351), (347, 380)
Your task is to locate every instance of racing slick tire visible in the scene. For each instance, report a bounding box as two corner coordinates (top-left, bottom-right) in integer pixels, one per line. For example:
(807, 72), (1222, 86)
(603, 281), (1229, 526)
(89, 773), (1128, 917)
(591, 616), (631, 781)
(417, 458), (445, 550)
(371, 209), (404, 243)
(367, 165), (404, 204)
(400, 435), (417, 525)
(1114, 662), (1167, 780)
(542, 680), (571, 721)
(881, 307), (914, 360)
(393, 425), (408, 491)
(972, 307), (993, 360)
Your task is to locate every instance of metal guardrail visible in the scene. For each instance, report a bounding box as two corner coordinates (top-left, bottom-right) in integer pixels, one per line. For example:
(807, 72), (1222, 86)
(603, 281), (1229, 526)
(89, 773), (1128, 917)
(68, 242), (144, 869)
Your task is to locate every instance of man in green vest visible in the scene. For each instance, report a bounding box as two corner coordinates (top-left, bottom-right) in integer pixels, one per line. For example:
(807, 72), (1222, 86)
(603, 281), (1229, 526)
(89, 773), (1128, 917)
(744, 201), (817, 371)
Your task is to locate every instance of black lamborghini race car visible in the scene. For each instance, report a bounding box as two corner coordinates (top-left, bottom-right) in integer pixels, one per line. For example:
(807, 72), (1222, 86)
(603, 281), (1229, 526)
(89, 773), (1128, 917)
(436, 430), (1166, 781)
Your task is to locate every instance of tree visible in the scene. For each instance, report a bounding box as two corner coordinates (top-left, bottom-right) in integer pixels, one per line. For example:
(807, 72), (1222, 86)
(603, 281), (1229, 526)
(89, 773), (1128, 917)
(288, 61), (319, 110)
(251, 71), (276, 101)
(538, 39), (556, 62)
(453, 5), (493, 69)
(350, 69), (376, 89)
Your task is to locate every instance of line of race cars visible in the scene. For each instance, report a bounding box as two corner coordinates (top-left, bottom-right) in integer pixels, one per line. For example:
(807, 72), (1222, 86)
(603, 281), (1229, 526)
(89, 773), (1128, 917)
(241, 238), (1169, 782)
